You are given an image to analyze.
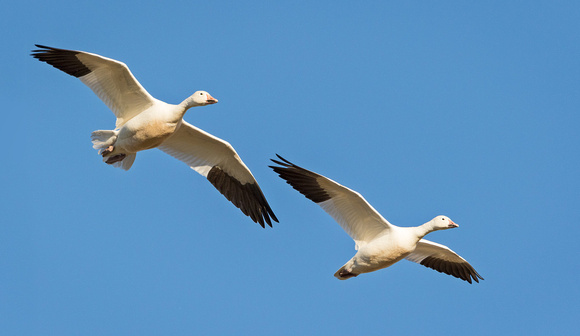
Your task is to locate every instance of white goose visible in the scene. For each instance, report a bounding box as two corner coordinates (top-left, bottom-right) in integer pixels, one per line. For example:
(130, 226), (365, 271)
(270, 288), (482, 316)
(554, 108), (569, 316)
(31, 45), (277, 227)
(270, 155), (483, 283)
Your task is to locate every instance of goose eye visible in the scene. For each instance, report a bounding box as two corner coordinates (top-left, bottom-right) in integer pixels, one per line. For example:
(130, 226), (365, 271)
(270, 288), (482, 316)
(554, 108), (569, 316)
(199, 92), (204, 95)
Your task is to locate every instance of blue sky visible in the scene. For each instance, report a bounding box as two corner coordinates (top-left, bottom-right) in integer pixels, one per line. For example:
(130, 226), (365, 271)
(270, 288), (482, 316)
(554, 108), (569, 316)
(2, 1), (579, 335)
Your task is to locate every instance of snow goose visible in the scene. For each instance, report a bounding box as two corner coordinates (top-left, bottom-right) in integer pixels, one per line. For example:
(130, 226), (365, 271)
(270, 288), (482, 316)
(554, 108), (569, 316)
(31, 45), (277, 227)
(270, 155), (483, 283)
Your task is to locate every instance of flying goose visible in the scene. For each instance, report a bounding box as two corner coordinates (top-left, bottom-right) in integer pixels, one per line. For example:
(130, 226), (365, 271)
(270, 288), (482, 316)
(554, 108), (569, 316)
(270, 155), (483, 283)
(31, 45), (277, 227)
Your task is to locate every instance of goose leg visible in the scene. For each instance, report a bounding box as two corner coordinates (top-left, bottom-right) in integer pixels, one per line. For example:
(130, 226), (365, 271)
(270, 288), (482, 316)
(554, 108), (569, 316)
(100, 145), (114, 156)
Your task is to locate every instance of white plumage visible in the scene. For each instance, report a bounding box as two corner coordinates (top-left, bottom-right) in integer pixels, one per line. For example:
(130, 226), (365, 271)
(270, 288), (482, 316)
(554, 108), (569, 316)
(270, 155), (483, 283)
(31, 45), (277, 227)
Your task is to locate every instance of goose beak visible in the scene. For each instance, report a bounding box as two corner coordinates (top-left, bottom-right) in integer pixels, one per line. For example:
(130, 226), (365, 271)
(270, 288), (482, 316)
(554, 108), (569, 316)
(205, 94), (218, 105)
(448, 220), (459, 228)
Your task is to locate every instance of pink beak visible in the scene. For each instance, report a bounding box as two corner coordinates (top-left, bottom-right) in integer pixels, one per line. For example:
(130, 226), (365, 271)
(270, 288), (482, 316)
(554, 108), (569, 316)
(448, 220), (459, 228)
(205, 94), (218, 105)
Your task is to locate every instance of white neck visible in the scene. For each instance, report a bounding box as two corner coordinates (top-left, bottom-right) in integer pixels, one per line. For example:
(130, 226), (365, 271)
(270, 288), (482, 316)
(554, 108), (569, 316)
(414, 220), (438, 240)
(179, 94), (204, 111)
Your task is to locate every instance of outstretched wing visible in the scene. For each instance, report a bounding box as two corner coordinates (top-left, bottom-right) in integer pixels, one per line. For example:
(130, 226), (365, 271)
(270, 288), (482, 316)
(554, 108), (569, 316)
(270, 155), (391, 248)
(31, 44), (156, 127)
(405, 239), (484, 284)
(158, 121), (278, 228)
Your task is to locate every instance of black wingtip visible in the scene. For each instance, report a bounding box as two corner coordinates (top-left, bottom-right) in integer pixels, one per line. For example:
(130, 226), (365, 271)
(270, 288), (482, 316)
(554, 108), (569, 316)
(269, 210), (279, 224)
(269, 154), (332, 204)
(274, 154), (293, 165)
(419, 256), (484, 284)
(269, 154), (295, 169)
(207, 166), (278, 229)
(30, 44), (92, 78)
(34, 44), (51, 49)
(31, 44), (55, 56)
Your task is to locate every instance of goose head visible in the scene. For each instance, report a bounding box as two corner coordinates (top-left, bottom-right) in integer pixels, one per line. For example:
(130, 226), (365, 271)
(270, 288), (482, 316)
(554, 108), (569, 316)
(191, 91), (218, 106)
(430, 215), (459, 230)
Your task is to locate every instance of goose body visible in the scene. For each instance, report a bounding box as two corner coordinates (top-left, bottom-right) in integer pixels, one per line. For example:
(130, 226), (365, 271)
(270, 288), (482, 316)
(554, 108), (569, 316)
(270, 155), (483, 283)
(31, 45), (277, 227)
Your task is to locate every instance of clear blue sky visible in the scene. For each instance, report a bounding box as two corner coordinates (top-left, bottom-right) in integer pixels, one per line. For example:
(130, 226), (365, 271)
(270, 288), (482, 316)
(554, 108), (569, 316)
(2, 1), (579, 335)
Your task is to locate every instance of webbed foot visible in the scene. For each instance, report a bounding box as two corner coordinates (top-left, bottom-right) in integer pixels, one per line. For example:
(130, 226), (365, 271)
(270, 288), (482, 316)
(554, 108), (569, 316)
(105, 153), (126, 164)
(100, 145), (114, 157)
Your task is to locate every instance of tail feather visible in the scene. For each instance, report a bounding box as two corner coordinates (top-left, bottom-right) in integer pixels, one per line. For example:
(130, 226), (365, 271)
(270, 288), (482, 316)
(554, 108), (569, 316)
(91, 130), (118, 150)
(120, 153), (136, 170)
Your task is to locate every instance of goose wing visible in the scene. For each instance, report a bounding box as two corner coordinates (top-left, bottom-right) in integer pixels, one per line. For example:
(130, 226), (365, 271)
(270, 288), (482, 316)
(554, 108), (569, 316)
(270, 155), (391, 248)
(405, 239), (484, 284)
(31, 44), (156, 128)
(158, 121), (277, 228)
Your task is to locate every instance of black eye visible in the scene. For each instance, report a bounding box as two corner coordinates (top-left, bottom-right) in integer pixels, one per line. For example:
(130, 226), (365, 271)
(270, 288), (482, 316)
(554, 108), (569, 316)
(199, 92), (204, 95)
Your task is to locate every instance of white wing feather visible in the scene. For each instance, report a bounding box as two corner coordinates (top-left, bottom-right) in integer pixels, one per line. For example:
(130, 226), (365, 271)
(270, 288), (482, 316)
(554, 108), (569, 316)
(157, 121), (256, 184)
(270, 157), (392, 249)
(316, 176), (392, 248)
(75, 51), (157, 127)
(405, 239), (483, 283)
(405, 239), (468, 264)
